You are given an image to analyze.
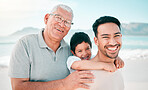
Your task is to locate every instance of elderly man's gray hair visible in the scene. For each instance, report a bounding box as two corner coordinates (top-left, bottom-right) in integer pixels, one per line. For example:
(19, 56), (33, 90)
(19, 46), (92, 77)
(50, 4), (74, 20)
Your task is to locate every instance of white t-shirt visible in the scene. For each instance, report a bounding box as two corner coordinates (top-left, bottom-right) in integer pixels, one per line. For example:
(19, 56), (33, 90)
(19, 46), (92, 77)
(67, 56), (124, 90)
(67, 56), (81, 73)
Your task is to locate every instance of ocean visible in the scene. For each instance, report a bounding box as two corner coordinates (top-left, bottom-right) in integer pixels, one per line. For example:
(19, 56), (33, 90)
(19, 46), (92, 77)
(0, 35), (148, 67)
(0, 35), (148, 89)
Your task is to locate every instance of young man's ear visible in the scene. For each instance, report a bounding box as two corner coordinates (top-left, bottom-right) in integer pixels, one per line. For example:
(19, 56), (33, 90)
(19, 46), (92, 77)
(94, 37), (99, 46)
(71, 50), (76, 56)
(44, 13), (50, 24)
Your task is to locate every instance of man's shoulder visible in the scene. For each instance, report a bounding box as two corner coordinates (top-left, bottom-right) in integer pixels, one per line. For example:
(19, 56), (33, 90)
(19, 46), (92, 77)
(18, 34), (38, 43)
(20, 34), (38, 40)
(15, 34), (39, 47)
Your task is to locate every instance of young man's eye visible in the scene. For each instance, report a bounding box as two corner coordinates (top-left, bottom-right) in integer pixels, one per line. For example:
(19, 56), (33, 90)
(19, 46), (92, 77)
(102, 37), (109, 38)
(115, 35), (120, 37)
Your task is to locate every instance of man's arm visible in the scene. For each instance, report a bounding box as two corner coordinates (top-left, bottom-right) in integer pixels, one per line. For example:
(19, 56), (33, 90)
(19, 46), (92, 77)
(11, 78), (65, 90)
(11, 71), (94, 90)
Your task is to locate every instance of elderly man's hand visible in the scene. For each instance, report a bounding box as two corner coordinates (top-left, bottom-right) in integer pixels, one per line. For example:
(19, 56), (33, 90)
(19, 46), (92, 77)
(63, 70), (95, 90)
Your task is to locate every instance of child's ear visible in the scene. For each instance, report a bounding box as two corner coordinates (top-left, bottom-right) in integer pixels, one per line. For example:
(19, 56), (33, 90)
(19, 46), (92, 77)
(71, 50), (75, 56)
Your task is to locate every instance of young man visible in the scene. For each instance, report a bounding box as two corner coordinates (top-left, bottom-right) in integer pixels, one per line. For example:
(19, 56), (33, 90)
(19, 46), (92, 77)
(88, 16), (124, 90)
(8, 4), (94, 90)
(67, 32), (124, 73)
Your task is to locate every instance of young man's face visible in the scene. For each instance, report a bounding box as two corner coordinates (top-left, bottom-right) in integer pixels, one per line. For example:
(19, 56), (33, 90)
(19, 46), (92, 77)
(72, 42), (92, 60)
(94, 23), (122, 59)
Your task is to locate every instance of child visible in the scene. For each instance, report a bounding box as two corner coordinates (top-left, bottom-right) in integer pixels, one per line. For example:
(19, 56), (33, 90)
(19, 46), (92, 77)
(67, 32), (124, 73)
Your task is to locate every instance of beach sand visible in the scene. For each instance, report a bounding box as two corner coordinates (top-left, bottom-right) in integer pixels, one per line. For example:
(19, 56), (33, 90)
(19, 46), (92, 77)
(0, 68), (11, 90)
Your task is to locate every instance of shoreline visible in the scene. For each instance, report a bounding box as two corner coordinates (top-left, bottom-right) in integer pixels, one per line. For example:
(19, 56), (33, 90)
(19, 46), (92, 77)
(0, 68), (11, 90)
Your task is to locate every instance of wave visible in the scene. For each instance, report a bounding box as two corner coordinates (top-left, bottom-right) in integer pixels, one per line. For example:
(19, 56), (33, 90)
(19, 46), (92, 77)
(0, 42), (15, 44)
(119, 49), (148, 60)
(0, 49), (148, 68)
(92, 48), (148, 61)
(0, 56), (10, 68)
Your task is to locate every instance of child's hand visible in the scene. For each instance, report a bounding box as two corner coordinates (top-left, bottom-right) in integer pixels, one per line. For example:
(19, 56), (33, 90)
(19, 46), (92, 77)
(103, 63), (117, 72)
(114, 57), (124, 69)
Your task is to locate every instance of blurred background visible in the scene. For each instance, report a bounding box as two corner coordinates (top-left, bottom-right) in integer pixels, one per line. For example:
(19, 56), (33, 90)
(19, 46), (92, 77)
(0, 0), (148, 90)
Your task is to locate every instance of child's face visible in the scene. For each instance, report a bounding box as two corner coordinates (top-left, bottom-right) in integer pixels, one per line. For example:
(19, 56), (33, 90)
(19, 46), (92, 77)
(74, 42), (91, 60)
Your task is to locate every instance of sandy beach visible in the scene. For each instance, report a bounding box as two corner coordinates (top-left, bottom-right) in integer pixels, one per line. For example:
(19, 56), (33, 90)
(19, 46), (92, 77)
(0, 68), (11, 90)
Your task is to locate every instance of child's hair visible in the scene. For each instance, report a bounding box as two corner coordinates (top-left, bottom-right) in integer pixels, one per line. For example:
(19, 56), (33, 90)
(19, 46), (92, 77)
(70, 32), (92, 54)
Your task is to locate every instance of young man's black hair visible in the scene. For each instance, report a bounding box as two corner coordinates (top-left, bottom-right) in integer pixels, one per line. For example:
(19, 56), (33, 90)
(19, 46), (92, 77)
(92, 16), (121, 37)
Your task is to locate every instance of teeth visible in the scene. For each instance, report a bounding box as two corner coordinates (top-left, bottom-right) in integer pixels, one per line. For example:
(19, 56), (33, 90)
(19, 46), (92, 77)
(83, 57), (88, 59)
(108, 47), (117, 51)
(81, 56), (89, 60)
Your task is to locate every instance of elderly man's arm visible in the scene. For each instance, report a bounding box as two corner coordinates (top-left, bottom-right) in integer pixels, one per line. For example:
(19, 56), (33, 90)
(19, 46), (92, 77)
(11, 71), (94, 90)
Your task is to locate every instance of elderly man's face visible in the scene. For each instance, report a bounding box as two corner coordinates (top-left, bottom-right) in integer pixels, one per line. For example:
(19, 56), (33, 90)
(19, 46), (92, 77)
(94, 23), (122, 59)
(44, 7), (72, 41)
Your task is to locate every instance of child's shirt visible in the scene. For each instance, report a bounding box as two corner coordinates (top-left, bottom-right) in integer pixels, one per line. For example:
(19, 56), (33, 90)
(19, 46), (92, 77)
(67, 56), (81, 73)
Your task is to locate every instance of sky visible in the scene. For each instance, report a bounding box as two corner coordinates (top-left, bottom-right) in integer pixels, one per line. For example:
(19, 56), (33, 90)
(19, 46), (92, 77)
(0, 0), (148, 36)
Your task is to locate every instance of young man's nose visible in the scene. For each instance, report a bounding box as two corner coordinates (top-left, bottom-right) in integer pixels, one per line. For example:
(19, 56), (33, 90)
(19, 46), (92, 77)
(108, 38), (117, 45)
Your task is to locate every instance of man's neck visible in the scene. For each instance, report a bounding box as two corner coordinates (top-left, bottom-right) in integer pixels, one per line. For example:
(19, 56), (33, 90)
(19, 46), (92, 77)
(43, 30), (61, 53)
(94, 51), (115, 63)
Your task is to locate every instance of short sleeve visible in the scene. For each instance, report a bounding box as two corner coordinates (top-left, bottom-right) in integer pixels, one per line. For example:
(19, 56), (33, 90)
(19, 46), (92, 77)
(67, 56), (81, 72)
(8, 38), (30, 78)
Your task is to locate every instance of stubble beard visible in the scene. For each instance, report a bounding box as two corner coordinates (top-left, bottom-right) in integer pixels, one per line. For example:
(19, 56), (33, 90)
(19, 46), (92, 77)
(99, 46), (120, 59)
(105, 52), (118, 59)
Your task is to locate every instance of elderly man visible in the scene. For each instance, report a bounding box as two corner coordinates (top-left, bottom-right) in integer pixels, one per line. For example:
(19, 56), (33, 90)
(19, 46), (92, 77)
(9, 4), (94, 90)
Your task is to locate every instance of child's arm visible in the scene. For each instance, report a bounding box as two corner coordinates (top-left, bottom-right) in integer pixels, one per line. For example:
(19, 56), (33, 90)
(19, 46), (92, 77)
(115, 57), (124, 69)
(71, 60), (117, 72)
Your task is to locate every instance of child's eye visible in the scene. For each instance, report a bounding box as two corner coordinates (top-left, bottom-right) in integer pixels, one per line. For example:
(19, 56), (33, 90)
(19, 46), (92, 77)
(78, 50), (82, 53)
(86, 47), (90, 50)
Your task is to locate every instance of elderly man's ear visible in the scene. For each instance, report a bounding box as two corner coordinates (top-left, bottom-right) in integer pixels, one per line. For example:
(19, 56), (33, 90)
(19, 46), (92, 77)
(44, 14), (50, 24)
